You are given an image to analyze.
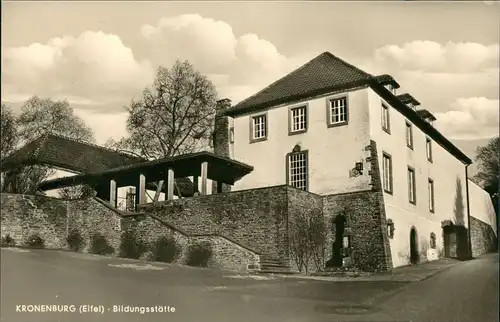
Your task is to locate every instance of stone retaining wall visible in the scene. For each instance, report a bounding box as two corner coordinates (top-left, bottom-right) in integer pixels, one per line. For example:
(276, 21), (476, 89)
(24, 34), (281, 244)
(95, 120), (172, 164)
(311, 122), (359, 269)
(0, 193), (260, 272)
(470, 216), (498, 257)
(138, 186), (289, 259)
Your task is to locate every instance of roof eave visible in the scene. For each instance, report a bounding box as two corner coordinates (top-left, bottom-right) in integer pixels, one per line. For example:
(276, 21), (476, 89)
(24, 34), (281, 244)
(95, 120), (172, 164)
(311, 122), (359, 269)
(226, 79), (372, 117)
(369, 81), (472, 165)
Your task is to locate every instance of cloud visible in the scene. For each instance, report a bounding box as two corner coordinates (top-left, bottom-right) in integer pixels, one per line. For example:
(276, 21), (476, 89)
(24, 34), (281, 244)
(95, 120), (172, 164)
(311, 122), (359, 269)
(140, 14), (304, 99)
(2, 14), (309, 142)
(72, 109), (129, 145)
(373, 41), (499, 73)
(2, 31), (154, 108)
(360, 40), (500, 132)
(435, 97), (499, 140)
(141, 14), (237, 71)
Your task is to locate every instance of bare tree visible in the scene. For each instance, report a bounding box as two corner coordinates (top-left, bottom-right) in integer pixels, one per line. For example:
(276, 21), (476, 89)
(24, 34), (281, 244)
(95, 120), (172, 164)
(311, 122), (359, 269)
(116, 60), (218, 160)
(2, 96), (95, 195)
(289, 209), (327, 275)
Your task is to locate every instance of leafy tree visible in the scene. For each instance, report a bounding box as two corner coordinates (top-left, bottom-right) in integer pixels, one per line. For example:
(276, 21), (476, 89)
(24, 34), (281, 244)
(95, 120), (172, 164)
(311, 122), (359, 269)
(58, 184), (97, 200)
(2, 166), (53, 194)
(2, 96), (95, 194)
(112, 60), (218, 160)
(0, 103), (18, 158)
(16, 96), (94, 143)
(0, 103), (18, 191)
(474, 137), (499, 216)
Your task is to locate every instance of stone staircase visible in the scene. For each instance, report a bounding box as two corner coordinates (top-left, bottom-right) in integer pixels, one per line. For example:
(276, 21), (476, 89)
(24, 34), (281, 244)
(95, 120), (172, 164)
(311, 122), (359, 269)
(258, 254), (296, 275)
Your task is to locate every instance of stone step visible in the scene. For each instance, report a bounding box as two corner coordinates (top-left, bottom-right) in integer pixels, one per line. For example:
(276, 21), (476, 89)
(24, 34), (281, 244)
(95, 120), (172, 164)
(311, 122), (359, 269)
(260, 262), (291, 268)
(258, 268), (297, 275)
(259, 260), (283, 264)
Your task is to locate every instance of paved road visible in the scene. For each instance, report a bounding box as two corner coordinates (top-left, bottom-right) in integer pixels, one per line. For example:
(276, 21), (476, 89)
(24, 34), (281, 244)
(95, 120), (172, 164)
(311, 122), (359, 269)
(1, 248), (498, 322)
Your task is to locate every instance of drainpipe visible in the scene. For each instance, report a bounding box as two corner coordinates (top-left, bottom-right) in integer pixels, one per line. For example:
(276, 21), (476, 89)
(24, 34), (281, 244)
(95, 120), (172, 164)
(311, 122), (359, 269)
(465, 164), (473, 259)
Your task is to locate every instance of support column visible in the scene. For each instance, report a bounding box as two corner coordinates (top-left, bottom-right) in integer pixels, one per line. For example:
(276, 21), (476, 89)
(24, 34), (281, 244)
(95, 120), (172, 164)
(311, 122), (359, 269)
(137, 174), (146, 205)
(200, 161), (208, 195)
(114, 184), (118, 208)
(193, 176), (199, 194)
(167, 168), (175, 200)
(153, 181), (164, 202)
(109, 180), (117, 207)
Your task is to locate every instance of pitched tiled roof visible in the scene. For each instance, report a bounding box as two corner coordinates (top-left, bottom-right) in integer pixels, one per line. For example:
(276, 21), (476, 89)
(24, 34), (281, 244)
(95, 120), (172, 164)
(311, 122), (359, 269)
(1, 133), (195, 196)
(374, 74), (400, 89)
(226, 51), (374, 116)
(222, 50), (469, 164)
(416, 109), (437, 121)
(397, 93), (420, 106)
(1, 133), (145, 173)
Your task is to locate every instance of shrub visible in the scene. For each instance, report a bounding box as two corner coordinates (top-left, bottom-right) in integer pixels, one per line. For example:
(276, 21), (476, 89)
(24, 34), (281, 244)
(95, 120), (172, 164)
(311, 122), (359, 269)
(1, 234), (16, 247)
(89, 233), (114, 255)
(25, 233), (45, 248)
(119, 230), (148, 259)
(152, 236), (181, 263)
(185, 242), (212, 267)
(67, 229), (85, 252)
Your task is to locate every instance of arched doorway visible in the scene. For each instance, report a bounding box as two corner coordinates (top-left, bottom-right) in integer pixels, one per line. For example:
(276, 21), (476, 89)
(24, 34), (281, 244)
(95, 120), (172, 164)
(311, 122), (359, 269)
(326, 213), (347, 268)
(409, 227), (419, 264)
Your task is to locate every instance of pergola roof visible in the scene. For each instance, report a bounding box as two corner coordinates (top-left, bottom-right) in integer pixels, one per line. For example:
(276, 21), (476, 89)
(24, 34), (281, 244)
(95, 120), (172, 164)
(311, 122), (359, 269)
(1, 133), (197, 196)
(38, 151), (254, 191)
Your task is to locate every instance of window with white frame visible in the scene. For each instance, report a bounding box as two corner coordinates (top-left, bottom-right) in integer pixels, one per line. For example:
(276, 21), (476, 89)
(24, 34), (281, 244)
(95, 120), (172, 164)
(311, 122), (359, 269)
(328, 97), (348, 126)
(290, 106), (307, 133)
(408, 167), (416, 204)
(288, 152), (308, 191)
(382, 153), (393, 193)
(426, 138), (433, 162)
(251, 114), (267, 141)
(428, 178), (435, 212)
(381, 104), (390, 132)
(229, 127), (234, 143)
(406, 122), (413, 149)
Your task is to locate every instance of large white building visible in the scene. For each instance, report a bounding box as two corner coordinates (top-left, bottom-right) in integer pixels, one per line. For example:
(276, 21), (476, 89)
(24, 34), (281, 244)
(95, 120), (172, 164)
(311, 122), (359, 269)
(220, 51), (497, 267)
(3, 51), (496, 271)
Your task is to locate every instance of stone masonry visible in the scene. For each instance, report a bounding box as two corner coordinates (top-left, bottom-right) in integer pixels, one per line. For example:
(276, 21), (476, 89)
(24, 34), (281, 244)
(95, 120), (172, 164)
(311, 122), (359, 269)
(138, 185), (289, 260)
(1, 193), (261, 272)
(470, 216), (498, 257)
(1, 193), (123, 252)
(212, 98), (232, 194)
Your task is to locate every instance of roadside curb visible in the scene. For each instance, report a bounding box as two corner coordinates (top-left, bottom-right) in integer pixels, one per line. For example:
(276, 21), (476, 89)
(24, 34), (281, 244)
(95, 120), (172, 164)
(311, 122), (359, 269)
(273, 260), (463, 283)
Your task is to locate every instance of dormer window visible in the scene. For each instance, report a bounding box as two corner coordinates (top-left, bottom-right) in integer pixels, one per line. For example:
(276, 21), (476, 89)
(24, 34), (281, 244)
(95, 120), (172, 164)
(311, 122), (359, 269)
(385, 84), (397, 95)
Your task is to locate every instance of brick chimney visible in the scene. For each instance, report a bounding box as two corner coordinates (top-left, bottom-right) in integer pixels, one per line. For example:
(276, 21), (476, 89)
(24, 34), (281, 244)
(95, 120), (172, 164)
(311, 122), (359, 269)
(212, 98), (232, 194)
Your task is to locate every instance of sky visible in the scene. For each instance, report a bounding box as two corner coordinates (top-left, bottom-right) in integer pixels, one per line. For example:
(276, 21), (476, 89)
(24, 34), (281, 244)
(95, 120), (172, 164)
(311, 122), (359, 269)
(2, 1), (499, 148)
